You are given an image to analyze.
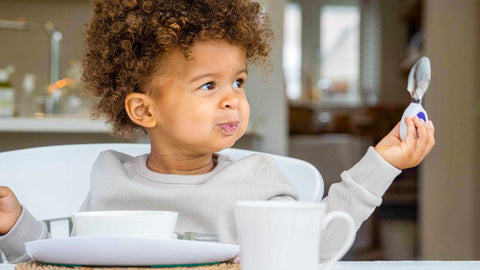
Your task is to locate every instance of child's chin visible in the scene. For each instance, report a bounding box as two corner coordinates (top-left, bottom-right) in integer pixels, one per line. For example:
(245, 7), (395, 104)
(214, 138), (238, 152)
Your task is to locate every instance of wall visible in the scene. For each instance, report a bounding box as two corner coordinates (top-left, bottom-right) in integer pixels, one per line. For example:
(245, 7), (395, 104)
(245, 0), (288, 155)
(421, 0), (480, 259)
(0, 0), (91, 90)
(378, 0), (409, 106)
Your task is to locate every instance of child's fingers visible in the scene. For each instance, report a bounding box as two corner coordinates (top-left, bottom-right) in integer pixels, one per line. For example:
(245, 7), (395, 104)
(413, 117), (428, 157)
(389, 121), (401, 138)
(404, 117), (417, 150)
(414, 116), (428, 139)
(427, 120), (435, 135)
(422, 121), (436, 159)
(0, 186), (12, 198)
(392, 121), (401, 132)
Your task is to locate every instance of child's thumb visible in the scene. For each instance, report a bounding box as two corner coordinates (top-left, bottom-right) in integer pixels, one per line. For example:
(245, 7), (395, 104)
(0, 186), (13, 198)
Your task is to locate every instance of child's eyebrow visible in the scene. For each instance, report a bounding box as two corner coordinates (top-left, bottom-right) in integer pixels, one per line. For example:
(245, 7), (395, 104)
(238, 68), (248, 75)
(188, 68), (248, 83)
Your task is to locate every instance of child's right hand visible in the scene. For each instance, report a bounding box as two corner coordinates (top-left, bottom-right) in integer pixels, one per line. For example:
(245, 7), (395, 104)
(0, 186), (22, 235)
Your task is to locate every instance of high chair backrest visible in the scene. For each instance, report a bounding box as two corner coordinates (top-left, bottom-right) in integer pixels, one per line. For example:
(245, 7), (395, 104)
(0, 143), (323, 238)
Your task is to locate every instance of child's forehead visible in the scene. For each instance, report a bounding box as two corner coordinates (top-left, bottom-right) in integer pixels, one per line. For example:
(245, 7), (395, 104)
(158, 41), (247, 77)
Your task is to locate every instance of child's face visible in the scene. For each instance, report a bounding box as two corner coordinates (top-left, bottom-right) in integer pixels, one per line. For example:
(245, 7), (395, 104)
(148, 40), (250, 154)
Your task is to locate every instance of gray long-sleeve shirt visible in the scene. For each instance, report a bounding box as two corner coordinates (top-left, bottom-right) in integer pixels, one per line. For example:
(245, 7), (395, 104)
(0, 146), (401, 263)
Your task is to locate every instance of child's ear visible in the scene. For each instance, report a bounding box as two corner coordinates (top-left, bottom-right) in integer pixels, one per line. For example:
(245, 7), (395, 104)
(124, 93), (157, 128)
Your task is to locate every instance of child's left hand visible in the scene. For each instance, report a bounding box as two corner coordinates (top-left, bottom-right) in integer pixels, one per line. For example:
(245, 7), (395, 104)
(374, 116), (435, 170)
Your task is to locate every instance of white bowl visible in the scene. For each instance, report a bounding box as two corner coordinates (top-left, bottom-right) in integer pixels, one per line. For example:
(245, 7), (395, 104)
(71, 210), (178, 239)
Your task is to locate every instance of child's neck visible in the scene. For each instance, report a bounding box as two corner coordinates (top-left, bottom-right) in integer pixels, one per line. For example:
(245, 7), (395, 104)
(146, 149), (217, 175)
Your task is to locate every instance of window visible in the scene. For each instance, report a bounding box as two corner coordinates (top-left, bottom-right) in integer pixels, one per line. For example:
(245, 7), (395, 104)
(283, 0), (376, 107)
(318, 4), (360, 106)
(283, 2), (302, 101)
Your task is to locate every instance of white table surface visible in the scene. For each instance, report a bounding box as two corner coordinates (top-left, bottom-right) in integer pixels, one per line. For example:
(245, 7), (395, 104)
(321, 261), (480, 269)
(2, 261), (480, 270)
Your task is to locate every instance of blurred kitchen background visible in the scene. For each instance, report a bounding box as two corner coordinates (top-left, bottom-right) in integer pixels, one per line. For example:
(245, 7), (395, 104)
(1, 0), (479, 261)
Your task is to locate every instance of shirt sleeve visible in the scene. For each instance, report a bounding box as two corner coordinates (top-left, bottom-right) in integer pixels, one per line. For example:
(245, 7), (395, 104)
(319, 146), (401, 261)
(0, 206), (49, 263)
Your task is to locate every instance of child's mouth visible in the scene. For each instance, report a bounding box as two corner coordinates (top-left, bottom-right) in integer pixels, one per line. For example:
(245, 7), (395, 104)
(217, 121), (240, 135)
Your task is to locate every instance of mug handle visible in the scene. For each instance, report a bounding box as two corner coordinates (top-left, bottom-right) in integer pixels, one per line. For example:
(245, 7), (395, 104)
(319, 211), (356, 270)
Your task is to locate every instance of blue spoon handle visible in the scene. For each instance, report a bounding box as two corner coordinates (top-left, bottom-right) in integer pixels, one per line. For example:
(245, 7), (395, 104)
(400, 103), (428, 141)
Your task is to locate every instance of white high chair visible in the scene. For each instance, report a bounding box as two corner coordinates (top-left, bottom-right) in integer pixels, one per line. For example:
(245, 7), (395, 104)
(0, 143), (323, 239)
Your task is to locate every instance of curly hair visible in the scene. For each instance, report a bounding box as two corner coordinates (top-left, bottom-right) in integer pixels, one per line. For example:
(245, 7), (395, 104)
(82, 0), (274, 138)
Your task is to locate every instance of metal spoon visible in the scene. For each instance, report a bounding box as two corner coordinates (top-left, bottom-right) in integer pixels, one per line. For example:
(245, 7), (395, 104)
(400, 56), (432, 141)
(407, 56), (431, 103)
(178, 232), (219, 242)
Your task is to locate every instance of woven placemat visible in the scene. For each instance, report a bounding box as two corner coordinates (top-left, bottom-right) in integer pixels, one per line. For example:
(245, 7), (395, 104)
(16, 261), (240, 270)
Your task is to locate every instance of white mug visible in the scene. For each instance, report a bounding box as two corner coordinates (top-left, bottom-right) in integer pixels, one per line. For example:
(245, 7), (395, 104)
(234, 201), (355, 270)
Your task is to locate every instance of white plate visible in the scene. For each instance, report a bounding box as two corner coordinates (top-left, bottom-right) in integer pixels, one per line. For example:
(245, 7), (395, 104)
(25, 237), (239, 267)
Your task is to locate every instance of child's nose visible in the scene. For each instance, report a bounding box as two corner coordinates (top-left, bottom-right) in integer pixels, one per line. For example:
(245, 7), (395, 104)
(220, 91), (240, 110)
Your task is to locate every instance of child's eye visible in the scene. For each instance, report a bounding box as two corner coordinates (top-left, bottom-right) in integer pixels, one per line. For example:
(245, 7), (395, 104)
(200, 82), (215, 91)
(233, 79), (244, 88)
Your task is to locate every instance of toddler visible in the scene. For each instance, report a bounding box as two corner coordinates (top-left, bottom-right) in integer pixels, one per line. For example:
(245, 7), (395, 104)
(0, 0), (435, 263)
